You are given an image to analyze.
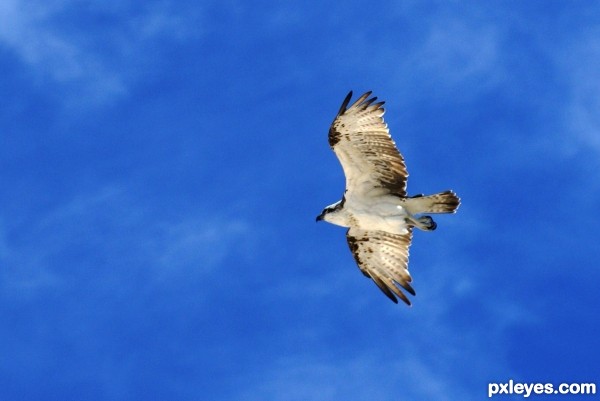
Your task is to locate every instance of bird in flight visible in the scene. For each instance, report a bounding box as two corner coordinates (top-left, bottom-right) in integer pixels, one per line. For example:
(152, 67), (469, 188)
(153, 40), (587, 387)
(316, 91), (460, 305)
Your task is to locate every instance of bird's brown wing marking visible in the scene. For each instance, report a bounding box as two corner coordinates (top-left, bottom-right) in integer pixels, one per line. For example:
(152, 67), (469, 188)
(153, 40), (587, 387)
(346, 227), (414, 305)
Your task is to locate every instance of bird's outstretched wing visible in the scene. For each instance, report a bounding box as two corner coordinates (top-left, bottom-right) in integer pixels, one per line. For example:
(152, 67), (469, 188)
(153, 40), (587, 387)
(346, 227), (415, 305)
(329, 91), (408, 198)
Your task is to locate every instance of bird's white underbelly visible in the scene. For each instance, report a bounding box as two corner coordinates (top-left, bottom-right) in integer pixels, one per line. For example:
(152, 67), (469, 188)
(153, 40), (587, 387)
(346, 197), (411, 234)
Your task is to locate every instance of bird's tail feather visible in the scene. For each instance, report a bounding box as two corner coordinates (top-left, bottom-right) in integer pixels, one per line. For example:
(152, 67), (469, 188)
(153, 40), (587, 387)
(404, 190), (460, 214)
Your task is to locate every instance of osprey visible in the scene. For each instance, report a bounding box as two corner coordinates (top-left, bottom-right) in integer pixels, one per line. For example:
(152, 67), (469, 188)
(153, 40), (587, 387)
(316, 91), (460, 305)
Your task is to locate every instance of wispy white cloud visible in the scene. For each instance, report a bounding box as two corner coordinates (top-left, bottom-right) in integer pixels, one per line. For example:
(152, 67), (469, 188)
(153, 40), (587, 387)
(0, 0), (123, 101)
(325, 5), (506, 103)
(402, 18), (504, 95)
(0, 0), (203, 105)
(0, 185), (254, 298)
(237, 354), (468, 401)
(557, 29), (600, 157)
(235, 245), (530, 401)
(154, 217), (252, 281)
(129, 1), (203, 41)
(235, 317), (509, 401)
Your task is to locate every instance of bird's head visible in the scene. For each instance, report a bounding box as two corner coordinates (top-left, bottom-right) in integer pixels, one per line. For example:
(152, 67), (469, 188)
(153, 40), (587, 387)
(316, 200), (343, 223)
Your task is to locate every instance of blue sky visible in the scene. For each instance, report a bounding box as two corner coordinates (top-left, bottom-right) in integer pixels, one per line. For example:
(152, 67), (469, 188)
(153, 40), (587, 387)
(1, 1), (599, 400)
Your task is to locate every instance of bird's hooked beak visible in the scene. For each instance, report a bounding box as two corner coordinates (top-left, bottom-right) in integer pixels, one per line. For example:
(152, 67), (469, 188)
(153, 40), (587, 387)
(316, 212), (325, 222)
